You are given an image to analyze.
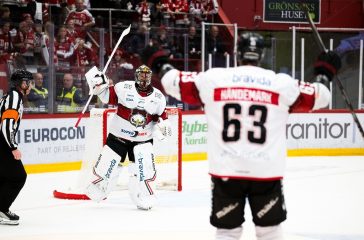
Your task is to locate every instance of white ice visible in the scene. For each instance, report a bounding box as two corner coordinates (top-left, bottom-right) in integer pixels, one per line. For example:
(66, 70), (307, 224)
(1, 156), (364, 240)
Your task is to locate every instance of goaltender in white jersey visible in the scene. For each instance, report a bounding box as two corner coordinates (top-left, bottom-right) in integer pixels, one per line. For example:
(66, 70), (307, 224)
(100, 79), (167, 142)
(144, 32), (341, 239)
(84, 64), (171, 210)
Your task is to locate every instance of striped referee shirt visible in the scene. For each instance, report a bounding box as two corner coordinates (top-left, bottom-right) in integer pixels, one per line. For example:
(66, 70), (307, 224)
(0, 88), (23, 150)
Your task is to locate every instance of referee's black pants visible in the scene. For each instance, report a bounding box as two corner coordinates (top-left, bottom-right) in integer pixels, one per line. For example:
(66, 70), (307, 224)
(0, 134), (27, 213)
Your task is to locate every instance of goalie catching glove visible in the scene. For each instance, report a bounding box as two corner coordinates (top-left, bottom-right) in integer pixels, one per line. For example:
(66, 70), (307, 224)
(154, 117), (172, 141)
(85, 66), (110, 95)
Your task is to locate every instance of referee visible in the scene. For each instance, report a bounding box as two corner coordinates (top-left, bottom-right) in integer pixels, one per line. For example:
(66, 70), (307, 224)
(0, 69), (33, 225)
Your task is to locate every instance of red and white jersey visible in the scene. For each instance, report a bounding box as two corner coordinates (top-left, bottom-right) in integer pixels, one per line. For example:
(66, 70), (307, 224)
(161, 66), (330, 180)
(13, 29), (35, 54)
(55, 37), (74, 62)
(160, 0), (175, 17)
(65, 9), (94, 27)
(174, 0), (189, 21)
(101, 81), (167, 142)
(202, 0), (218, 14)
(72, 47), (96, 67)
(65, 9), (94, 38)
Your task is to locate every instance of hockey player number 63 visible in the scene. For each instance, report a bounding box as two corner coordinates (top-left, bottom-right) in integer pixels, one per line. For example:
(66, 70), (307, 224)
(222, 103), (267, 144)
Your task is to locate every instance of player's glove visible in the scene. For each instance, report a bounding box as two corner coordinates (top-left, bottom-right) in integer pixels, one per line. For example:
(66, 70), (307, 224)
(85, 66), (110, 95)
(154, 118), (172, 141)
(314, 51), (341, 81)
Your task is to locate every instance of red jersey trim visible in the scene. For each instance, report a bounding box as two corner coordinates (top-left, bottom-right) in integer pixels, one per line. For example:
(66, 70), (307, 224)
(214, 87), (279, 105)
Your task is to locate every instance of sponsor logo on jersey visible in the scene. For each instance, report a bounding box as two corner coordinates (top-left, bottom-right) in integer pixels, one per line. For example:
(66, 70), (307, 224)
(138, 132), (148, 136)
(154, 92), (162, 99)
(126, 93), (135, 102)
(214, 87), (279, 105)
(136, 99), (145, 109)
(121, 129), (138, 137)
(232, 74), (271, 86)
(124, 84), (132, 89)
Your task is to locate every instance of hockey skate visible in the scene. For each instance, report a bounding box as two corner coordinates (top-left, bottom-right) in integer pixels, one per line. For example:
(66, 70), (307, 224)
(0, 210), (19, 225)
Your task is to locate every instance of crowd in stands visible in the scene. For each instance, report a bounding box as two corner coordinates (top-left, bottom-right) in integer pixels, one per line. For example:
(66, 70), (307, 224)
(0, 0), (223, 112)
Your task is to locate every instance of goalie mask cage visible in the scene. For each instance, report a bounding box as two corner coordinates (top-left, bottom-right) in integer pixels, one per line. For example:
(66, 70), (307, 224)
(53, 107), (182, 200)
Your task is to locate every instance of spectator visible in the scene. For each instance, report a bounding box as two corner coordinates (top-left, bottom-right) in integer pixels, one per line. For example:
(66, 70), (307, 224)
(108, 49), (134, 82)
(0, 6), (11, 26)
(64, 0), (95, 39)
(202, 0), (219, 18)
(72, 38), (97, 90)
(33, 20), (47, 65)
(72, 38), (96, 68)
(152, 25), (174, 54)
(186, 25), (201, 59)
(205, 25), (227, 68)
(136, 0), (152, 28)
(174, 0), (190, 27)
(65, 19), (79, 43)
(190, 0), (218, 24)
(0, 21), (14, 64)
(56, 73), (85, 113)
(160, 0), (175, 27)
(27, 72), (48, 111)
(41, 21), (58, 66)
(12, 20), (35, 65)
(127, 24), (149, 58)
(55, 25), (75, 70)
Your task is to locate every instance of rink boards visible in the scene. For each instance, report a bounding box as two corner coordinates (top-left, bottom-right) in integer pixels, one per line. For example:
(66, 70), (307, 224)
(20, 111), (364, 173)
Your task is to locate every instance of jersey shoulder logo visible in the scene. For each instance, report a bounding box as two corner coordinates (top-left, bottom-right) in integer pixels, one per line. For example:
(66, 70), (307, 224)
(154, 92), (162, 99)
(124, 83), (133, 89)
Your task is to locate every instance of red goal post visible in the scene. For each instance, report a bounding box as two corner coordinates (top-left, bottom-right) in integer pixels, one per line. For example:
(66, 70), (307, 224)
(53, 107), (182, 200)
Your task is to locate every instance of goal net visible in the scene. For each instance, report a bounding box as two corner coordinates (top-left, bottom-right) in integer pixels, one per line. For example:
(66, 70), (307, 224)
(53, 107), (182, 200)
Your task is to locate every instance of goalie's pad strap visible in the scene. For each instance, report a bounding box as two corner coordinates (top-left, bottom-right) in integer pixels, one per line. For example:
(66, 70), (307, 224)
(85, 145), (121, 202)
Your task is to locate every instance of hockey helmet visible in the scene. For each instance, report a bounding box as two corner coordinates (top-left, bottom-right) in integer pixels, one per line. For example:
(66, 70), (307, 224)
(10, 69), (33, 88)
(135, 65), (152, 90)
(239, 32), (265, 63)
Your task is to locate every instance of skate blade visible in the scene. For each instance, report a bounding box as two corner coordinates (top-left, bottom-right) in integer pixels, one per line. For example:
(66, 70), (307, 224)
(0, 219), (19, 225)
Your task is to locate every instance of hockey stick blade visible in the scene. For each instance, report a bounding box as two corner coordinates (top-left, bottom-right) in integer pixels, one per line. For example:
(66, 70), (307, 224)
(74, 25), (131, 128)
(304, 9), (364, 139)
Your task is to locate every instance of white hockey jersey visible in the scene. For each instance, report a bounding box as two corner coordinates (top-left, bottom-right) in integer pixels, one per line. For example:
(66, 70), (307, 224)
(162, 66), (330, 180)
(99, 81), (167, 142)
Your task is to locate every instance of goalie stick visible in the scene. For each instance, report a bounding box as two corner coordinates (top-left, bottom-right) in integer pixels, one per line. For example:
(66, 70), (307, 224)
(74, 25), (131, 128)
(304, 9), (364, 139)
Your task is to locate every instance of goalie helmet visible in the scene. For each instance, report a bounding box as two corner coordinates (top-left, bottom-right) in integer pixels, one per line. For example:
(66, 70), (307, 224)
(239, 32), (264, 63)
(10, 69), (33, 88)
(135, 65), (152, 91)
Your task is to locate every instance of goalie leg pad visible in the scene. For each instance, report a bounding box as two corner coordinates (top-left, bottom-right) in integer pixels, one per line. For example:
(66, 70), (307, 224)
(85, 145), (122, 202)
(128, 142), (157, 210)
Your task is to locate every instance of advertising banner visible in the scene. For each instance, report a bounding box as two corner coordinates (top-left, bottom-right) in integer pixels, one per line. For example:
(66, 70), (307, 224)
(18, 112), (363, 167)
(263, 0), (320, 23)
(19, 118), (89, 164)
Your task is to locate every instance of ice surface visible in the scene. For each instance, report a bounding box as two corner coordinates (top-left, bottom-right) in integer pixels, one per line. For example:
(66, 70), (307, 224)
(1, 156), (364, 240)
